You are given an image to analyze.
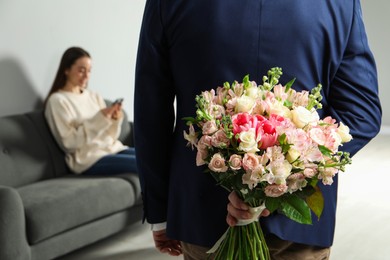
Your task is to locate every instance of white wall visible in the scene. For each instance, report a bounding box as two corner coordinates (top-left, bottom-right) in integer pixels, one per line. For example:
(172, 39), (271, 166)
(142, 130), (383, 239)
(0, 0), (146, 120)
(0, 0), (389, 128)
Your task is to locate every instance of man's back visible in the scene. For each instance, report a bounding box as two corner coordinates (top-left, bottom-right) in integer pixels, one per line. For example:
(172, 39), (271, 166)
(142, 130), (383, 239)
(135, 0), (381, 248)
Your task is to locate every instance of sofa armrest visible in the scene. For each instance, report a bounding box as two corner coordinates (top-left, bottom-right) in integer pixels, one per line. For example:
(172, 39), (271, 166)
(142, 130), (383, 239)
(0, 186), (31, 260)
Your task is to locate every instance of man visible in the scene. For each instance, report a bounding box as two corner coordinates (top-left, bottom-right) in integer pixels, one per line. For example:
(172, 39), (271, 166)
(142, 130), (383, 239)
(134, 0), (382, 259)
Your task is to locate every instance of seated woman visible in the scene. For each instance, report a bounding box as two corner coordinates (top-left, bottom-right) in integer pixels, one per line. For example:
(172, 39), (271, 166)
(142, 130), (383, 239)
(44, 46), (137, 175)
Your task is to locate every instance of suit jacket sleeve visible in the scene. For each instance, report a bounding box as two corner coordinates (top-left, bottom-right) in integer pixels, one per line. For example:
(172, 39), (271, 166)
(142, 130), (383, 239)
(329, 0), (382, 156)
(134, 0), (176, 224)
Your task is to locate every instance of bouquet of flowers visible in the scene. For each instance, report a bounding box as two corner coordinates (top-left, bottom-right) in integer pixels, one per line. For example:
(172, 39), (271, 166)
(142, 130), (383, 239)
(183, 68), (352, 260)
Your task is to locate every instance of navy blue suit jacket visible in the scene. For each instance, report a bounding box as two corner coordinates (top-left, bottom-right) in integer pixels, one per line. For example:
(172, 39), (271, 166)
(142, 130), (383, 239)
(134, 0), (382, 247)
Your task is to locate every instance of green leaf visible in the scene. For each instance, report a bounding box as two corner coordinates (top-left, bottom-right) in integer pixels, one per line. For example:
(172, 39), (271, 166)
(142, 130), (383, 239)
(280, 195), (312, 224)
(285, 78), (296, 92)
(181, 117), (197, 125)
(243, 74), (250, 89)
(306, 186), (324, 220)
(318, 145), (333, 157)
(265, 197), (281, 213)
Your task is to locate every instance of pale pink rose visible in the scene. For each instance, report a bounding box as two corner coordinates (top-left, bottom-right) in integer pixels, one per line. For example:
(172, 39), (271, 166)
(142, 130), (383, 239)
(287, 173), (308, 193)
(229, 154), (242, 170)
(208, 153), (228, 172)
(264, 184), (288, 197)
(183, 124), (198, 150)
(211, 130), (230, 148)
(242, 153), (260, 171)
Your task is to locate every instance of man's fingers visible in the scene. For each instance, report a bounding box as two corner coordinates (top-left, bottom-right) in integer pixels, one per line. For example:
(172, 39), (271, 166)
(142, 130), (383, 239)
(228, 191), (249, 210)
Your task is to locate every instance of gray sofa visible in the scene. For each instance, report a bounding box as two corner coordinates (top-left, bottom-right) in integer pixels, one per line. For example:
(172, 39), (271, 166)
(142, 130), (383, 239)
(0, 109), (143, 260)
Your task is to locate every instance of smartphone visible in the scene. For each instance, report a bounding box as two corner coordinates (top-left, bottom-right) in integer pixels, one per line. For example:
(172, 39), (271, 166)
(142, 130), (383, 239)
(113, 98), (124, 105)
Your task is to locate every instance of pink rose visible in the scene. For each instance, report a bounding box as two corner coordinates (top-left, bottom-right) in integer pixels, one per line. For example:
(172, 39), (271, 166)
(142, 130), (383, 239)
(229, 154), (242, 170)
(264, 184), (288, 197)
(242, 153), (260, 171)
(208, 153), (228, 172)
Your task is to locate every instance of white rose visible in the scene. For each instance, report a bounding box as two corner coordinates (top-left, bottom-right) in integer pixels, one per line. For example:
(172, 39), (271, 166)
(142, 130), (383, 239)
(235, 95), (255, 113)
(238, 130), (259, 153)
(291, 106), (319, 128)
(268, 101), (292, 119)
(337, 122), (353, 143)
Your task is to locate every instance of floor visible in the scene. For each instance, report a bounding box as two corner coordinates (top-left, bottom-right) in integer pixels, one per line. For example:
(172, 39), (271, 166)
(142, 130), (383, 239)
(57, 134), (390, 260)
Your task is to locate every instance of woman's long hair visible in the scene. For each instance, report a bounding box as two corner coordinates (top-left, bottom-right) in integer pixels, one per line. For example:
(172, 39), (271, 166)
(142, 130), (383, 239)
(44, 47), (91, 107)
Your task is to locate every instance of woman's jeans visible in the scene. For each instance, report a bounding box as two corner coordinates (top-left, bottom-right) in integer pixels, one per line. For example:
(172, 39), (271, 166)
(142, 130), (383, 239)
(83, 147), (137, 175)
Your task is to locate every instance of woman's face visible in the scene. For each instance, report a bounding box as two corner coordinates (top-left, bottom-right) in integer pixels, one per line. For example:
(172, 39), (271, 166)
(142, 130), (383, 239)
(65, 56), (91, 88)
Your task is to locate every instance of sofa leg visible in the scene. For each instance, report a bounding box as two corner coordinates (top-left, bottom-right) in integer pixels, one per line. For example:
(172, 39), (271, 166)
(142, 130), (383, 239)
(0, 186), (31, 260)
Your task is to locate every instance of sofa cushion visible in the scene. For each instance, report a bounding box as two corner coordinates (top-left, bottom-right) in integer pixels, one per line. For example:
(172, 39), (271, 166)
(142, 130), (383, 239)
(17, 176), (137, 244)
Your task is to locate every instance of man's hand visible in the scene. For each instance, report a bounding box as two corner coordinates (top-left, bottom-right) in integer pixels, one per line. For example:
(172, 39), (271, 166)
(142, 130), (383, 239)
(226, 191), (270, 227)
(153, 229), (182, 256)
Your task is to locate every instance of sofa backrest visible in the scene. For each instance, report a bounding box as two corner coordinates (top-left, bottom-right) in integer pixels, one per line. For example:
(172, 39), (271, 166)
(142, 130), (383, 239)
(0, 110), (67, 188)
(0, 107), (133, 188)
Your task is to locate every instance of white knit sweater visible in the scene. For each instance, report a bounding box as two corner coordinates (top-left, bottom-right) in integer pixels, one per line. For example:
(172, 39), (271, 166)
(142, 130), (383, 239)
(44, 89), (127, 173)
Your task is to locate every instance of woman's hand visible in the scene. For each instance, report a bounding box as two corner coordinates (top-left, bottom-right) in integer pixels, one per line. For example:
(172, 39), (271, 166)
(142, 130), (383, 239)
(153, 229), (182, 256)
(226, 191), (270, 227)
(101, 103), (122, 120)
